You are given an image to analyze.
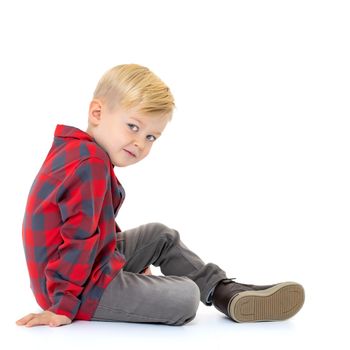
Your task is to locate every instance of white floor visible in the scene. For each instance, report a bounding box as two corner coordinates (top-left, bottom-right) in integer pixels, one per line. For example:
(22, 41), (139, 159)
(5, 291), (348, 350)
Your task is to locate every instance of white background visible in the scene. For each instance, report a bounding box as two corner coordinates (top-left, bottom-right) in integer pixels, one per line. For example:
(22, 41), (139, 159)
(0, 0), (349, 349)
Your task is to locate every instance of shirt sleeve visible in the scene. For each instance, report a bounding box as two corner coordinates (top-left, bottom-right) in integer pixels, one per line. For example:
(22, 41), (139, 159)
(45, 157), (109, 320)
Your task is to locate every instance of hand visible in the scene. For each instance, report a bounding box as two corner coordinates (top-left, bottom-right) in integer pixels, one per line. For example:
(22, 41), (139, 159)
(16, 310), (72, 328)
(141, 266), (152, 275)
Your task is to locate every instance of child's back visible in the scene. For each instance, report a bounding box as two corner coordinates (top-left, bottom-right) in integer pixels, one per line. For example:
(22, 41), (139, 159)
(22, 124), (126, 320)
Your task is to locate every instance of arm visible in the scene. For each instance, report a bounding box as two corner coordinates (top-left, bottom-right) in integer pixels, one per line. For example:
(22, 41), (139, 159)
(47, 157), (109, 319)
(18, 158), (109, 326)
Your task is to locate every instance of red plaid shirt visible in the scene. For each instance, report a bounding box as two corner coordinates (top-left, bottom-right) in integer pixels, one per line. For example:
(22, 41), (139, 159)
(22, 124), (126, 320)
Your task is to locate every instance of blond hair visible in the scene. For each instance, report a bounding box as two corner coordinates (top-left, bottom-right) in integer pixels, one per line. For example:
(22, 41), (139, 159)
(93, 64), (175, 120)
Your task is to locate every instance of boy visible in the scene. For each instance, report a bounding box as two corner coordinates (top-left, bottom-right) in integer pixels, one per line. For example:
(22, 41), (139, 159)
(16, 64), (304, 327)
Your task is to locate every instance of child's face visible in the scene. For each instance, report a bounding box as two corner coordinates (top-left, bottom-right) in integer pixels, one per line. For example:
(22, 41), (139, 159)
(87, 100), (169, 167)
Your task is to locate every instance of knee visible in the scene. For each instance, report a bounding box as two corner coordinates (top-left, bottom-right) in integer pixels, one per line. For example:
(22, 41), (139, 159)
(151, 222), (180, 245)
(172, 279), (200, 326)
(184, 279), (201, 318)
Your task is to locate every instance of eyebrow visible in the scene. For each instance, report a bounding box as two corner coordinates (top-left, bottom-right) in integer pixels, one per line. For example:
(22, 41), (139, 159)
(131, 117), (162, 136)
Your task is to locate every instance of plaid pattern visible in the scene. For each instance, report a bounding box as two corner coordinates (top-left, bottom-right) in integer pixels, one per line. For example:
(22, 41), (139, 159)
(22, 125), (126, 320)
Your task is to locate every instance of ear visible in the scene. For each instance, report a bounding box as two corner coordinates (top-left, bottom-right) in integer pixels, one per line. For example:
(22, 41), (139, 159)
(88, 99), (103, 126)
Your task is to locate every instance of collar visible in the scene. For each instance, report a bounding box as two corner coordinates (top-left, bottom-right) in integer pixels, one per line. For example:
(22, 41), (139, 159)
(54, 124), (116, 168)
(54, 124), (95, 142)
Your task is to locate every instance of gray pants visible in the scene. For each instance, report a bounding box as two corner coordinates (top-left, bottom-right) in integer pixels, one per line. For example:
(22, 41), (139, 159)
(92, 222), (227, 325)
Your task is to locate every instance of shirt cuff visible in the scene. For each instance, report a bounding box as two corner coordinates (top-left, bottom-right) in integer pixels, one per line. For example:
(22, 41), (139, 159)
(48, 294), (81, 320)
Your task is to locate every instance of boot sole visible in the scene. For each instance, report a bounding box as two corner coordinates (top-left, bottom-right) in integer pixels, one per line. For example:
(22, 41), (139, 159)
(229, 282), (305, 322)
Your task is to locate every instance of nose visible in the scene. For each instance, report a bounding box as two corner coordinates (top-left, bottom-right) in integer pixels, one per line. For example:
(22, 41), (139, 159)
(134, 136), (145, 150)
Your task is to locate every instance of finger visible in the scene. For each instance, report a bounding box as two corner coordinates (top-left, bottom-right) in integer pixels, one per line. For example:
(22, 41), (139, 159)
(144, 267), (152, 275)
(25, 315), (49, 328)
(140, 266), (152, 275)
(16, 313), (36, 326)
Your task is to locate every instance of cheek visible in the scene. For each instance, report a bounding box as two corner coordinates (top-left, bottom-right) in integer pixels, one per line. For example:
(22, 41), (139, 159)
(108, 140), (122, 153)
(99, 129), (114, 151)
(95, 128), (118, 154)
(142, 145), (153, 157)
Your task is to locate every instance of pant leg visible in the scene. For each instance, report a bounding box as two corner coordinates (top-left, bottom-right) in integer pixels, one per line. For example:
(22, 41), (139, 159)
(92, 270), (200, 326)
(117, 222), (227, 304)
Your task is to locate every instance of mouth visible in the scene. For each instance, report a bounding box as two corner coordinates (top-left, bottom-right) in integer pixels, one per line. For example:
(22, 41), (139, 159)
(123, 149), (136, 158)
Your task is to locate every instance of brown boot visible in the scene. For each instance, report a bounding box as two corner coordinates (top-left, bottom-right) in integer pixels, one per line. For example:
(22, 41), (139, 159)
(212, 279), (305, 322)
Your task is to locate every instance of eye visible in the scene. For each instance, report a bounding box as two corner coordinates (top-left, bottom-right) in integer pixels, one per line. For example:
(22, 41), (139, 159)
(146, 135), (157, 142)
(128, 123), (139, 132)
